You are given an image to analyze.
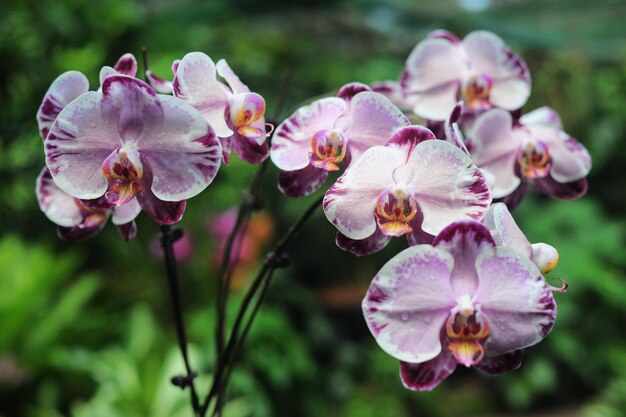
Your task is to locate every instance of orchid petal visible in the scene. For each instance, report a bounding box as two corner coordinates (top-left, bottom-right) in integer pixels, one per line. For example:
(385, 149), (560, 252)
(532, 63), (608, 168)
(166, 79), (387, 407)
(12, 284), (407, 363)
(371, 80), (408, 110)
(336, 82), (371, 102)
(45, 91), (121, 199)
(116, 221), (137, 241)
(113, 53), (138, 77)
(463, 31), (531, 110)
(37, 71), (89, 141)
(339, 91), (410, 163)
(475, 350), (522, 375)
(531, 243), (559, 274)
(278, 164), (329, 197)
(138, 94), (221, 201)
(36, 167), (84, 227)
(99, 66), (117, 87)
(520, 106), (562, 129)
(409, 140), (491, 235)
(433, 221), (495, 296)
(482, 203), (532, 258)
(363, 245), (456, 363)
(136, 174), (186, 225)
(216, 59), (251, 94)
(475, 246), (557, 356)
(111, 197), (142, 225)
(532, 176), (588, 200)
(468, 109), (522, 198)
(58, 224), (106, 241)
(173, 52), (232, 137)
(400, 351), (457, 392)
(323, 145), (404, 240)
(529, 125), (591, 183)
(271, 97), (347, 171)
(146, 70), (174, 94)
(335, 229), (391, 256)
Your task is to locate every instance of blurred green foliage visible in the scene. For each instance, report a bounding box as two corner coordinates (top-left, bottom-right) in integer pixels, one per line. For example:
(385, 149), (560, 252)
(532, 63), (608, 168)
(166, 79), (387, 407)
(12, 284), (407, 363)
(1, 0), (625, 416)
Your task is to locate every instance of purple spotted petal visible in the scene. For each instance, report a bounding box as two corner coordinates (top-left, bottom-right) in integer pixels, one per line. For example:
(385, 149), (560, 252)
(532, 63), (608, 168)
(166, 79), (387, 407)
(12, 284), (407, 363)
(101, 75), (162, 141)
(408, 140), (491, 235)
(463, 31), (531, 110)
(37, 71), (89, 141)
(475, 246), (557, 356)
(533, 176), (588, 200)
(402, 35), (467, 120)
(271, 97), (348, 171)
(98, 66), (117, 87)
(36, 167), (85, 227)
(339, 92), (409, 163)
(231, 131), (270, 164)
(482, 203), (532, 258)
(385, 125), (436, 148)
(138, 94), (221, 201)
(336, 82), (371, 102)
(278, 164), (329, 197)
(468, 109), (522, 198)
(363, 245), (456, 362)
(173, 52), (232, 137)
(45, 91), (121, 199)
(475, 350), (522, 375)
(323, 145), (404, 240)
(113, 53), (138, 77)
(111, 197), (141, 225)
(433, 221), (495, 296)
(216, 59), (250, 94)
(336, 229), (391, 256)
(400, 350), (457, 392)
(137, 170), (186, 225)
(116, 221), (137, 241)
(146, 69), (174, 94)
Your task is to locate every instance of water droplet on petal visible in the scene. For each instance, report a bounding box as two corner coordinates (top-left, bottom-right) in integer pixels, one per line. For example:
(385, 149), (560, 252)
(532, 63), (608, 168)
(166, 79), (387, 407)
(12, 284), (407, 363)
(401, 313), (409, 322)
(90, 121), (97, 128)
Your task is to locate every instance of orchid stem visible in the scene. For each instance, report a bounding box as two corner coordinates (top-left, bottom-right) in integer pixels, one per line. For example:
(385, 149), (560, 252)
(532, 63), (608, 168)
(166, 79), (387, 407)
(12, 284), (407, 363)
(160, 225), (201, 417)
(204, 195), (323, 416)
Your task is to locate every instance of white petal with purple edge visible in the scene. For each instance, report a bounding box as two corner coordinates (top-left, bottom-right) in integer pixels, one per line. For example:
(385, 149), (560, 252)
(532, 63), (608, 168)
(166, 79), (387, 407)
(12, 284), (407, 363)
(475, 246), (557, 356)
(520, 107), (563, 129)
(323, 145), (403, 240)
(173, 52), (232, 137)
(112, 198), (142, 225)
(482, 203), (532, 258)
(463, 31), (531, 110)
(139, 94), (221, 201)
(113, 53), (138, 77)
(340, 92), (410, 163)
(216, 59), (250, 95)
(45, 91), (122, 199)
(36, 167), (83, 227)
(400, 351), (457, 392)
(270, 97), (347, 171)
(468, 109), (522, 198)
(37, 71), (89, 141)
(363, 245), (456, 363)
(408, 140), (491, 236)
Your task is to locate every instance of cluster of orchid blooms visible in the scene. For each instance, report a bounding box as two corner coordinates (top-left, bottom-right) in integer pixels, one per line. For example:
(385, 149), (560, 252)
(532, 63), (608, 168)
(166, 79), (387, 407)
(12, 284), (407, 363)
(36, 29), (591, 394)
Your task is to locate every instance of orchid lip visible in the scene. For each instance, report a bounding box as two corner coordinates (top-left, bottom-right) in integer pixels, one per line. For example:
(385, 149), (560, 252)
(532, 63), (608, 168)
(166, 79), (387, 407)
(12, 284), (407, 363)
(374, 186), (418, 237)
(101, 148), (144, 206)
(309, 129), (348, 172)
(446, 298), (490, 367)
(463, 73), (493, 110)
(517, 138), (552, 179)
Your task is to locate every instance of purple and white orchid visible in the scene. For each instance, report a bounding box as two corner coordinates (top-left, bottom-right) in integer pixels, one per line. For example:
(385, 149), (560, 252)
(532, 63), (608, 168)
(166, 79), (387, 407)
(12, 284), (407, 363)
(399, 30), (531, 122)
(323, 125), (491, 256)
(45, 74), (222, 225)
(270, 83), (410, 197)
(363, 221), (557, 391)
(173, 52), (269, 164)
(466, 107), (591, 206)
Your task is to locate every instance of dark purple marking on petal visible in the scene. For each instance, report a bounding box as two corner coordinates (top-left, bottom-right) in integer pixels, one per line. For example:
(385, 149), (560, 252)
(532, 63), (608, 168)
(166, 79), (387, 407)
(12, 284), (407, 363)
(278, 164), (329, 198)
(426, 120), (445, 139)
(400, 351), (457, 392)
(230, 133), (270, 164)
(336, 82), (372, 102)
(386, 126), (436, 153)
(116, 221), (137, 241)
(79, 196), (116, 210)
(475, 350), (522, 375)
(137, 171), (186, 224)
(406, 212), (434, 246)
(433, 221), (495, 249)
(113, 53), (138, 77)
(335, 229), (391, 256)
(427, 30), (461, 44)
(468, 170), (492, 203)
(57, 224), (104, 241)
(532, 176), (588, 200)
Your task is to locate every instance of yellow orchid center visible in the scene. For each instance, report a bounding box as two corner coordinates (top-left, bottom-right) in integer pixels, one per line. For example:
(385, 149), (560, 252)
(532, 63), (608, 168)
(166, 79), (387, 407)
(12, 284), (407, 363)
(374, 187), (419, 237)
(517, 139), (551, 179)
(309, 129), (348, 171)
(463, 74), (493, 110)
(101, 148), (144, 206)
(446, 296), (490, 367)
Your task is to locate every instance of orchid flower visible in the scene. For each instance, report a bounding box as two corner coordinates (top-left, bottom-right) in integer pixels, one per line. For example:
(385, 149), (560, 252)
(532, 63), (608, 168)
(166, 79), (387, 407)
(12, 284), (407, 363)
(99, 53), (139, 86)
(323, 125), (491, 256)
(45, 74), (222, 225)
(483, 203), (560, 277)
(173, 52), (269, 164)
(466, 107), (591, 206)
(270, 83), (410, 197)
(37, 168), (140, 241)
(363, 221), (557, 391)
(400, 30), (531, 121)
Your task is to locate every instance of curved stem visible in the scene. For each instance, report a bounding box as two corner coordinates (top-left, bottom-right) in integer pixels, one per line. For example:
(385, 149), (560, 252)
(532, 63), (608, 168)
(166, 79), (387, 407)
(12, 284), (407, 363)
(161, 225), (201, 416)
(204, 195), (323, 416)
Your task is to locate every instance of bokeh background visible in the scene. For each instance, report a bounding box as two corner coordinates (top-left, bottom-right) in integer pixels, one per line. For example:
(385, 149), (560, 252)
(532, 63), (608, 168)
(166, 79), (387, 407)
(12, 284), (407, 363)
(1, 0), (625, 416)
